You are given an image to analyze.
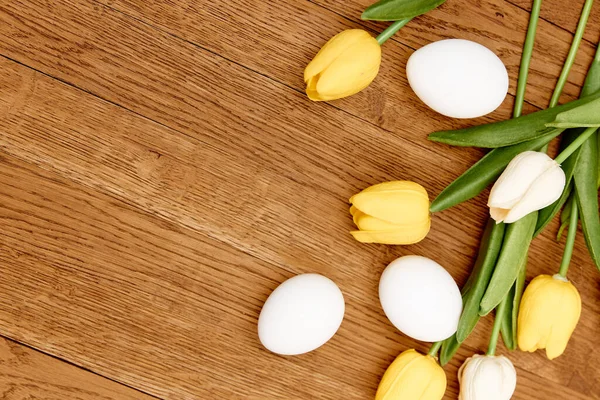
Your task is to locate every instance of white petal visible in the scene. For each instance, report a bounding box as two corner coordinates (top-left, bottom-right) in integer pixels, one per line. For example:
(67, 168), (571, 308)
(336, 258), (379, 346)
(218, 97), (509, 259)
(488, 151), (555, 209)
(459, 355), (517, 400)
(489, 207), (509, 224)
(504, 162), (566, 223)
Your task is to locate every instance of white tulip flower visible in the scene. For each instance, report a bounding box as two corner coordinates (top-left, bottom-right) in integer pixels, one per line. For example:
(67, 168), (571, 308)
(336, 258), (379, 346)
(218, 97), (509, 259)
(488, 151), (566, 223)
(458, 354), (517, 400)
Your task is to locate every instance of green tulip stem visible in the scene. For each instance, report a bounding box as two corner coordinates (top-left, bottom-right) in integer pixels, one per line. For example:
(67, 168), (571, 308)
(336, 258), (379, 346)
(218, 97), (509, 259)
(549, 0), (594, 108)
(541, 0), (593, 152)
(555, 127), (598, 164)
(558, 200), (580, 277)
(376, 19), (412, 45)
(427, 341), (443, 357)
(513, 0), (543, 118)
(486, 298), (508, 356)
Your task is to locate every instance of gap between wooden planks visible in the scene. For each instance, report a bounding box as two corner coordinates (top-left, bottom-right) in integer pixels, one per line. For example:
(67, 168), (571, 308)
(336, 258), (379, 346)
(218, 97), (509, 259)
(0, 142), (596, 400)
(0, 0), (596, 398)
(94, 0), (595, 125)
(0, 48), (599, 400)
(0, 337), (155, 400)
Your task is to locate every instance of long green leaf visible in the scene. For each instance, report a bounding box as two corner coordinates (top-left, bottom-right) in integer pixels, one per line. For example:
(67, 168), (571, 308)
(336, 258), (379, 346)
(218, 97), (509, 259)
(597, 136), (600, 188)
(499, 255), (526, 352)
(535, 44), (600, 234)
(428, 93), (600, 148)
(574, 131), (600, 271)
(480, 212), (537, 316)
(430, 130), (563, 212)
(456, 221), (505, 343)
(510, 256), (527, 349)
(546, 97), (600, 128)
(499, 287), (515, 351)
(440, 333), (460, 366)
(362, 0), (446, 21)
(582, 44), (600, 97)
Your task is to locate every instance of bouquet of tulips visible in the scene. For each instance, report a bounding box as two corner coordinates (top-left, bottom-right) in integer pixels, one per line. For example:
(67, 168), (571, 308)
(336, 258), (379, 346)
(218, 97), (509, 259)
(303, 0), (599, 399)
(430, 0), (599, 369)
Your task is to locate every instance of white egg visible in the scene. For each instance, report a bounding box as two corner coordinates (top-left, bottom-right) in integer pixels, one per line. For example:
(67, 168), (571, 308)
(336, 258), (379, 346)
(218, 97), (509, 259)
(258, 273), (345, 355)
(407, 39), (509, 118)
(379, 255), (462, 342)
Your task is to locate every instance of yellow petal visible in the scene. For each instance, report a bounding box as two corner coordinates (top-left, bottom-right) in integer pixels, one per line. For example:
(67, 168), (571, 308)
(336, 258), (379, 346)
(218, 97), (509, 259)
(517, 274), (581, 360)
(545, 276), (581, 360)
(350, 181), (429, 225)
(350, 218), (430, 245)
(304, 29), (373, 84)
(351, 181), (427, 198)
(376, 350), (446, 400)
(304, 30), (381, 101)
(352, 210), (408, 231)
(314, 40), (381, 100)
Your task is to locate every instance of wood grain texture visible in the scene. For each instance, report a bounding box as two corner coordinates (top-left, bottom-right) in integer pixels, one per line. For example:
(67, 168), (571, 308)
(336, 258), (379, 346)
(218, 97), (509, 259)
(0, 0), (599, 399)
(0, 337), (154, 400)
(0, 142), (596, 400)
(510, 0), (600, 43)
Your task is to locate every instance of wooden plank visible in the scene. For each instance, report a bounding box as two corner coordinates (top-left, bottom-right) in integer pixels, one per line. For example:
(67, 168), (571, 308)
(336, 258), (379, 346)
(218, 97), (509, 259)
(0, 337), (154, 400)
(0, 0), (537, 144)
(95, 0), (596, 116)
(94, 0), (595, 114)
(0, 41), (599, 398)
(444, 346), (596, 400)
(311, 0), (596, 105)
(510, 0), (600, 44)
(0, 1), (599, 398)
(0, 152), (596, 400)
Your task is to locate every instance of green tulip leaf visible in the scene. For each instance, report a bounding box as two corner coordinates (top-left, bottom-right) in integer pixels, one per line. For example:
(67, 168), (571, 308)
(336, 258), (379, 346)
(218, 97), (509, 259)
(499, 288), (515, 351)
(430, 131), (563, 212)
(480, 212), (537, 316)
(439, 333), (460, 366)
(456, 220), (505, 343)
(597, 136), (600, 188)
(582, 48), (600, 97)
(362, 0), (446, 21)
(428, 93), (600, 148)
(510, 256), (527, 350)
(546, 97), (600, 129)
(574, 131), (600, 271)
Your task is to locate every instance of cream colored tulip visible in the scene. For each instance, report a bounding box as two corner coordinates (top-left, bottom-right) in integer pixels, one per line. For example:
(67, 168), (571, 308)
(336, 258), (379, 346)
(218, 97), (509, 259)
(458, 354), (517, 400)
(488, 151), (565, 223)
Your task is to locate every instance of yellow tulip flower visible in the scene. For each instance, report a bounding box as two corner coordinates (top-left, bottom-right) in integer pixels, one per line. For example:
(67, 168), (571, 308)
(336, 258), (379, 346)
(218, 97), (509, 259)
(517, 274), (581, 360)
(376, 349), (447, 400)
(349, 181), (431, 245)
(304, 29), (381, 101)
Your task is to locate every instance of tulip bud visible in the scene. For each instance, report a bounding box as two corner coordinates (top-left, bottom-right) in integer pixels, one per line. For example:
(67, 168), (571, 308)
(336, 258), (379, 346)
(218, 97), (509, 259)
(488, 151), (566, 224)
(518, 274), (581, 360)
(376, 349), (446, 400)
(349, 181), (431, 245)
(304, 29), (381, 101)
(458, 354), (517, 400)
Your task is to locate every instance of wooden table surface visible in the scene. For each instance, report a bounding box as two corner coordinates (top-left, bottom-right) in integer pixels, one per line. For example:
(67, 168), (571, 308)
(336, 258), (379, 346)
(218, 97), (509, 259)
(0, 0), (599, 399)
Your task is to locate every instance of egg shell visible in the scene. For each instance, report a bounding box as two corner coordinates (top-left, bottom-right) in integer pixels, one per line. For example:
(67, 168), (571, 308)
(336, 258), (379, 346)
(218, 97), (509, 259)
(258, 273), (345, 356)
(379, 255), (462, 342)
(407, 39), (509, 119)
